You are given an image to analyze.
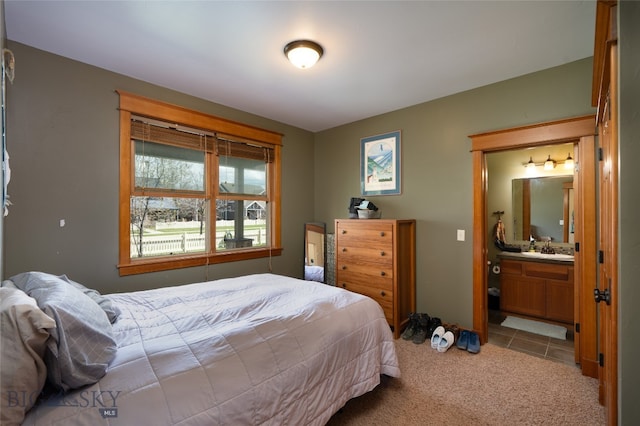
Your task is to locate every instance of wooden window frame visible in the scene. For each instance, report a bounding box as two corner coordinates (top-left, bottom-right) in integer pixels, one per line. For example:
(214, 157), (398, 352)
(117, 91), (283, 276)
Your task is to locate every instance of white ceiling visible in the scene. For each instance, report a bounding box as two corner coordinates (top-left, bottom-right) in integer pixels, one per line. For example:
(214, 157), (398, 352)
(4, 1), (596, 132)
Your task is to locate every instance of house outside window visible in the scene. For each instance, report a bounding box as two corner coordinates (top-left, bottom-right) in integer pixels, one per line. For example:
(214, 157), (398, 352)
(118, 91), (282, 276)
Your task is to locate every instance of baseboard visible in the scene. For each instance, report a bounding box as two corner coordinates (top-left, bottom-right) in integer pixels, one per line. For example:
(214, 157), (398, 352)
(581, 358), (598, 379)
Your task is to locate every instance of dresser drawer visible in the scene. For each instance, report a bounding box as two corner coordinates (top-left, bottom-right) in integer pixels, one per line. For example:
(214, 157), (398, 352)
(336, 261), (394, 280)
(336, 246), (393, 268)
(336, 223), (393, 248)
(337, 270), (393, 291)
(338, 281), (393, 322)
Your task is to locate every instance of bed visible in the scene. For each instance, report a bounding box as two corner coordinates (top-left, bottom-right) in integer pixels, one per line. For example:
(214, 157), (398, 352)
(1, 272), (399, 425)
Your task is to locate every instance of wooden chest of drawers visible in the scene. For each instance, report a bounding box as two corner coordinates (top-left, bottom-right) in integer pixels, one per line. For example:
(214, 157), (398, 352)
(335, 219), (416, 338)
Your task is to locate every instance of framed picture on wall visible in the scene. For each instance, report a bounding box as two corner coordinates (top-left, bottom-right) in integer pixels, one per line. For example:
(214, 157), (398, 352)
(360, 130), (401, 196)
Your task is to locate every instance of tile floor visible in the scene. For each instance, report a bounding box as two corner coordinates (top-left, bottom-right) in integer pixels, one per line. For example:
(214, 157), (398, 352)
(488, 310), (577, 368)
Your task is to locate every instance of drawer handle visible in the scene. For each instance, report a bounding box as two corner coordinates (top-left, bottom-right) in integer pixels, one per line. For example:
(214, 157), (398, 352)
(380, 271), (386, 276)
(380, 251), (385, 256)
(342, 265), (347, 270)
(342, 247), (347, 252)
(341, 229), (347, 234)
(380, 231), (385, 237)
(380, 291), (386, 297)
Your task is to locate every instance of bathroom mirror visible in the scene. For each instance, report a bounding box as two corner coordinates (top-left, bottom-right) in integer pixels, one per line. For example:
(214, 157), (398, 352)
(512, 176), (574, 243)
(303, 222), (326, 283)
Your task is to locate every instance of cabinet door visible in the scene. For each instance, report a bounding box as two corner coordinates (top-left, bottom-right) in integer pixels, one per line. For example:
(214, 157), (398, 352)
(546, 280), (574, 323)
(501, 275), (546, 318)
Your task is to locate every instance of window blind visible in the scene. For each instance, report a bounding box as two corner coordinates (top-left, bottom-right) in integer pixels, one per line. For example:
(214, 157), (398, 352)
(131, 120), (274, 162)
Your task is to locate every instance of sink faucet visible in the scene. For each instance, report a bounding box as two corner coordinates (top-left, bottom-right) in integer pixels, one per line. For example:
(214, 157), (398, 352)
(541, 241), (556, 254)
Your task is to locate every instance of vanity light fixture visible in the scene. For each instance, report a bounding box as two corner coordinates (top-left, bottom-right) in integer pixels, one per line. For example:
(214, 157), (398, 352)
(526, 156), (536, 170)
(525, 157), (536, 169)
(523, 155), (572, 171)
(543, 155), (555, 170)
(284, 40), (323, 69)
(564, 153), (574, 170)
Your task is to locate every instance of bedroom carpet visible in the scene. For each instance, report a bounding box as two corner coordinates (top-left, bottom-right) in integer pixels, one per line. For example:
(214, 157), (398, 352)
(500, 316), (568, 340)
(326, 338), (604, 426)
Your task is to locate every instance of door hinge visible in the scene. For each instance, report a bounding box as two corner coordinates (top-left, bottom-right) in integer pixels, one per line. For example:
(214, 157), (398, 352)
(599, 250), (604, 263)
(575, 242), (580, 252)
(598, 147), (604, 161)
(599, 352), (604, 367)
(575, 323), (580, 333)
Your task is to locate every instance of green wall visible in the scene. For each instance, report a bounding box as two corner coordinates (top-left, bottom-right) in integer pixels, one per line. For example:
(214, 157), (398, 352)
(314, 58), (595, 327)
(619, 1), (640, 423)
(3, 41), (315, 293)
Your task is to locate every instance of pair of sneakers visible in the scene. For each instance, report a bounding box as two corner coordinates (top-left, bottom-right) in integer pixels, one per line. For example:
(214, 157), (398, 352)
(430, 326), (455, 352)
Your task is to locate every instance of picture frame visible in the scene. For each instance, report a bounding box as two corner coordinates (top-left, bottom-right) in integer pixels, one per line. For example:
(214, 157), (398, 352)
(360, 130), (401, 196)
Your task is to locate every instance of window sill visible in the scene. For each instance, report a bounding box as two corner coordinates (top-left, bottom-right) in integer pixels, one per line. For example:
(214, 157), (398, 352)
(118, 247), (283, 276)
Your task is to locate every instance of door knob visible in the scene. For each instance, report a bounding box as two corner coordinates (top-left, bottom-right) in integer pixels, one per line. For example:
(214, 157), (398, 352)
(594, 288), (611, 305)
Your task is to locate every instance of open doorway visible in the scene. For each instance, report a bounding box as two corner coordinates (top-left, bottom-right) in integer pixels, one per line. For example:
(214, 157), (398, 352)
(469, 115), (599, 378)
(485, 144), (577, 365)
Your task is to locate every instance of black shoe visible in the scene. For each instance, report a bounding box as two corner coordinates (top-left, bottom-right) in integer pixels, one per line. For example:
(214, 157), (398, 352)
(401, 312), (419, 340)
(411, 313), (431, 344)
(426, 317), (442, 339)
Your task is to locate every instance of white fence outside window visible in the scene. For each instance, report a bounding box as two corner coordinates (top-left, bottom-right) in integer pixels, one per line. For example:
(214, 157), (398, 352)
(131, 220), (265, 257)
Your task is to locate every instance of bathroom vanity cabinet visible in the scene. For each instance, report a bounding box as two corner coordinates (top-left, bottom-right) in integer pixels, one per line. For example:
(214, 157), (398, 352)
(499, 257), (574, 324)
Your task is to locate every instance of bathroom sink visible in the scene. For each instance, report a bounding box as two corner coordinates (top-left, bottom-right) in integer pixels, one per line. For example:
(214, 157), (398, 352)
(520, 252), (574, 261)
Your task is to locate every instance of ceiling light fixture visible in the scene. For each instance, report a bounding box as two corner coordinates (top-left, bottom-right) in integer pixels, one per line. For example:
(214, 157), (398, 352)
(284, 40), (323, 69)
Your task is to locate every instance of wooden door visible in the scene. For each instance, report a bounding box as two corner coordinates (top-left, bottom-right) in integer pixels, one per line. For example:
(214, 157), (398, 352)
(597, 39), (618, 426)
(593, 2), (618, 423)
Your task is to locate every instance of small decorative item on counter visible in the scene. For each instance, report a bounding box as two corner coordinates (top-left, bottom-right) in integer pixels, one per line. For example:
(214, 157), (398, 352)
(355, 200), (381, 219)
(348, 197), (365, 218)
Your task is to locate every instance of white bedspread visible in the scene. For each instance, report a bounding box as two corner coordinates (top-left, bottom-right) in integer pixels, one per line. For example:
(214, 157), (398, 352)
(23, 273), (399, 425)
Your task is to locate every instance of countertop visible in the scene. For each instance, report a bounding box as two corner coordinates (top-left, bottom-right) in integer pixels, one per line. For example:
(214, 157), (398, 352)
(498, 251), (574, 264)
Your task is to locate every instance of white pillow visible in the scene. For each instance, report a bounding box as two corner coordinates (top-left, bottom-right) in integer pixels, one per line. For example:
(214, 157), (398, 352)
(59, 275), (121, 324)
(10, 272), (118, 392)
(0, 287), (56, 425)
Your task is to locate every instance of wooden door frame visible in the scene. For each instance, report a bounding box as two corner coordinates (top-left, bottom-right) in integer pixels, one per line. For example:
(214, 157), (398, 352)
(469, 115), (598, 377)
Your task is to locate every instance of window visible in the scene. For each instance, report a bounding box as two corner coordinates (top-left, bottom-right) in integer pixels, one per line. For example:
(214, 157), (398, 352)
(118, 91), (282, 276)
